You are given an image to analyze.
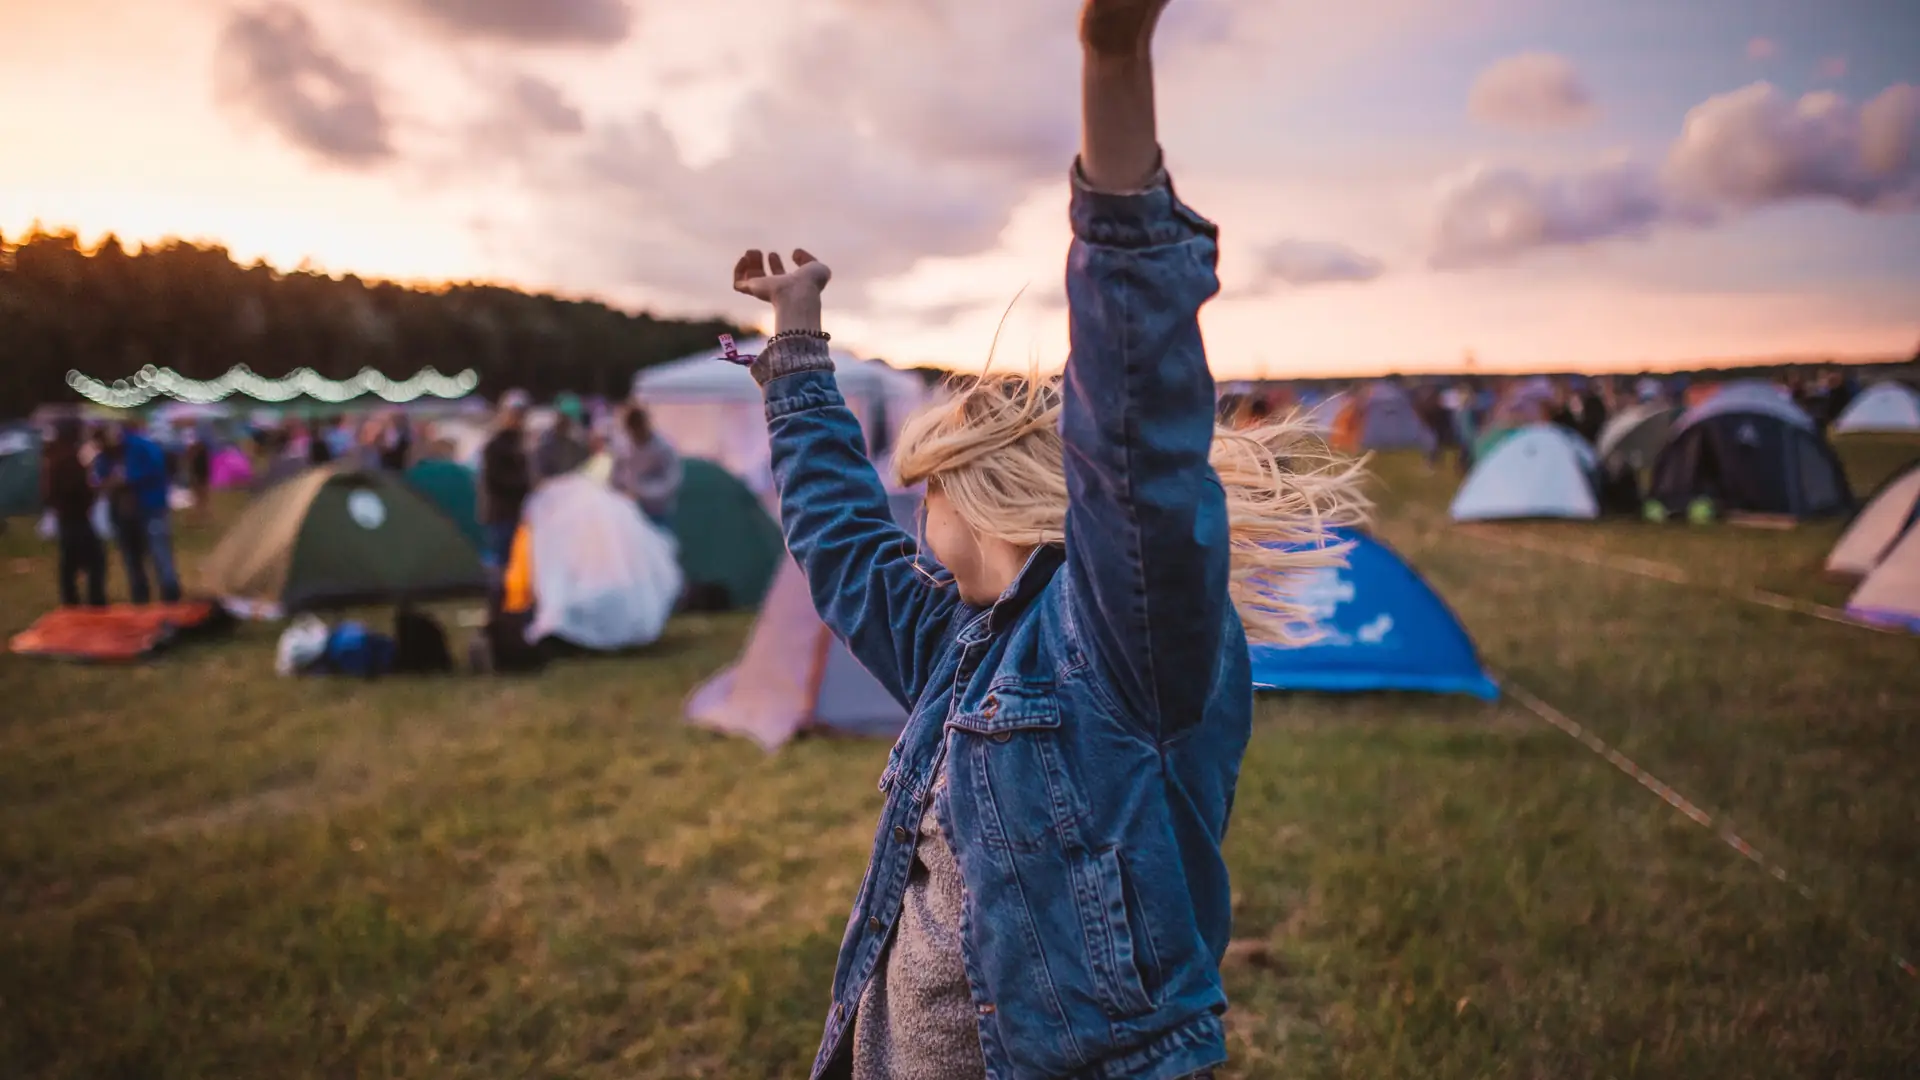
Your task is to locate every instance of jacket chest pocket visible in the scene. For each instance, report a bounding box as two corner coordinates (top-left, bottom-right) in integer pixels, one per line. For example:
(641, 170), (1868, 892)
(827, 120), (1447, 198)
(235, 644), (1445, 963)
(945, 685), (1075, 853)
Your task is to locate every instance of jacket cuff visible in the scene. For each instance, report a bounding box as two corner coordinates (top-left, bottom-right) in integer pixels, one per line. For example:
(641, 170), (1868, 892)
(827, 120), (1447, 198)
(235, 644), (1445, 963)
(751, 335), (835, 387)
(1069, 153), (1216, 248)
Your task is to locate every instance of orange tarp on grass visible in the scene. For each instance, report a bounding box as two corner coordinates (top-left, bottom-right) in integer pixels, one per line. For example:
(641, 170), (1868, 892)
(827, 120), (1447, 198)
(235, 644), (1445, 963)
(8, 602), (226, 662)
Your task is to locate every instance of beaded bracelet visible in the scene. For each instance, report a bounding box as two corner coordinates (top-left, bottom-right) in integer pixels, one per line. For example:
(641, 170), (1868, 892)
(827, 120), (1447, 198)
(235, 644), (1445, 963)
(767, 329), (830, 346)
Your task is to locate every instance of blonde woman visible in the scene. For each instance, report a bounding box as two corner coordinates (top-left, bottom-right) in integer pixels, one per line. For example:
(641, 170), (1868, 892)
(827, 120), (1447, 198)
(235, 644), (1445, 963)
(729, 2), (1363, 1076)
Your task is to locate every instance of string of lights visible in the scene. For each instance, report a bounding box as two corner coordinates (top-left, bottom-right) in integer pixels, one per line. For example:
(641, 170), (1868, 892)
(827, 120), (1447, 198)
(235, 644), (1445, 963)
(64, 364), (480, 409)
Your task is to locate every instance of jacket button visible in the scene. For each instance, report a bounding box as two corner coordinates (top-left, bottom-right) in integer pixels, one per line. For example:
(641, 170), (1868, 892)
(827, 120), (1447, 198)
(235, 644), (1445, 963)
(982, 696), (999, 717)
(868, 915), (884, 932)
(978, 1002), (996, 1015)
(893, 825), (909, 843)
(990, 731), (1012, 744)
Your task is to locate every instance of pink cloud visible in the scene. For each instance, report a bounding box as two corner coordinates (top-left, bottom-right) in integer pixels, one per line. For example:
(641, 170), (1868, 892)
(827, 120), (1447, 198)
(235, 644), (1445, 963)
(1468, 52), (1596, 130)
(1430, 81), (1920, 267)
(1818, 56), (1849, 80)
(1746, 37), (1778, 61)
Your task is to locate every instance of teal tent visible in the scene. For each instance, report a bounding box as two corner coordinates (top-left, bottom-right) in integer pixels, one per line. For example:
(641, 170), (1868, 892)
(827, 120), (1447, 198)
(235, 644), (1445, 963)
(0, 427), (42, 519)
(404, 459), (484, 549)
(672, 458), (785, 610)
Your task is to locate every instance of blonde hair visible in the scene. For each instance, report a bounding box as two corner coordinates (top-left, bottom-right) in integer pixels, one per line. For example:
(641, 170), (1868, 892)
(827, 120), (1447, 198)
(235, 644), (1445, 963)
(893, 374), (1370, 646)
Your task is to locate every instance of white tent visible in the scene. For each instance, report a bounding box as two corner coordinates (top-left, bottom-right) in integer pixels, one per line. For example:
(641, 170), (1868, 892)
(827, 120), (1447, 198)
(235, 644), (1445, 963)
(1848, 521), (1920, 632)
(521, 474), (683, 651)
(1827, 464), (1920, 577)
(1449, 424), (1599, 522)
(1833, 382), (1920, 434)
(634, 340), (928, 495)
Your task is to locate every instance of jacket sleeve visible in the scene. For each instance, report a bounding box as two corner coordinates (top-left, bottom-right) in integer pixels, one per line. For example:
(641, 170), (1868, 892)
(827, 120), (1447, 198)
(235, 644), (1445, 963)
(761, 348), (960, 709)
(1060, 160), (1230, 740)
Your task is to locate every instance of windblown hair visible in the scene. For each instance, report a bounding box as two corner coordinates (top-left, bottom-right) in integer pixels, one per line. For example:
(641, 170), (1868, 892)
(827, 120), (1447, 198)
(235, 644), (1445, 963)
(892, 374), (1370, 646)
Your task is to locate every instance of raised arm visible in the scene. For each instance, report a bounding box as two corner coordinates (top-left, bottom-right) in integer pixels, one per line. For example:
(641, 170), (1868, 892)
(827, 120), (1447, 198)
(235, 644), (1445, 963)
(1062, 0), (1230, 739)
(732, 251), (961, 708)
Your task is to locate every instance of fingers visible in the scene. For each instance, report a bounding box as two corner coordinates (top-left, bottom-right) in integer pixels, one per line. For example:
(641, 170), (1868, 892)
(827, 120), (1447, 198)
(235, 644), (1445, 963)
(792, 249), (815, 266)
(732, 249), (765, 294)
(768, 251), (786, 276)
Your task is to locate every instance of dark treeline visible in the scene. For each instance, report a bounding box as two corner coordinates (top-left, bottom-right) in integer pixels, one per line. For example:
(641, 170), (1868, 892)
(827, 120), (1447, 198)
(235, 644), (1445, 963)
(0, 228), (747, 419)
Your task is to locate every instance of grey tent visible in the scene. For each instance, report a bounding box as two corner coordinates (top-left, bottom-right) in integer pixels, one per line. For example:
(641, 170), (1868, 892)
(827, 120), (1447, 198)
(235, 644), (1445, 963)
(687, 492), (922, 750)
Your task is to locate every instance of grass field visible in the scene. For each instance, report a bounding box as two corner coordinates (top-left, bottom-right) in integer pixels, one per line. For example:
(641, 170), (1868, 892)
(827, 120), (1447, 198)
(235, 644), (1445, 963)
(3, 436), (1917, 1079)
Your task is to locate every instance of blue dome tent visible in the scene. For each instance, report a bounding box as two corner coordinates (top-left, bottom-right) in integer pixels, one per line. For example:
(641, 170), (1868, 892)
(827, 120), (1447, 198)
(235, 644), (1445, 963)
(1250, 528), (1498, 698)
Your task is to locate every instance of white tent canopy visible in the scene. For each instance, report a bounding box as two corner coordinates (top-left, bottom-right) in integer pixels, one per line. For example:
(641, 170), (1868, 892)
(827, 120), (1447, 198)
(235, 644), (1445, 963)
(1848, 521), (1920, 632)
(633, 339), (928, 494)
(1833, 382), (1920, 434)
(1450, 424), (1599, 522)
(1827, 464), (1920, 577)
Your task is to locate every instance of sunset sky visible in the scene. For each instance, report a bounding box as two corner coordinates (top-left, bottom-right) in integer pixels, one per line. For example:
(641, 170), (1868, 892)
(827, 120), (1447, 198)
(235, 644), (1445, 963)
(3, 0), (1916, 378)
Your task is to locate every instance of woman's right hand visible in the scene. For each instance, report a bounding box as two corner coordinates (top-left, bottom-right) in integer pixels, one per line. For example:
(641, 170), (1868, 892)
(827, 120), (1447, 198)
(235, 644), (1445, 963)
(733, 249), (831, 334)
(732, 249), (831, 307)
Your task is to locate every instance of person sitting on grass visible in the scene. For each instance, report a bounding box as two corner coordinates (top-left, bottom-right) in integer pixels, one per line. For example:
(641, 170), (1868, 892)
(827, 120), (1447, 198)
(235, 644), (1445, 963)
(725, 3), (1366, 1077)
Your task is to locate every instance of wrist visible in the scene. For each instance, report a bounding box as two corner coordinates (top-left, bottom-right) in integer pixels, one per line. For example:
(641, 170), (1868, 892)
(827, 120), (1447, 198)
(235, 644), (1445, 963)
(771, 290), (823, 334)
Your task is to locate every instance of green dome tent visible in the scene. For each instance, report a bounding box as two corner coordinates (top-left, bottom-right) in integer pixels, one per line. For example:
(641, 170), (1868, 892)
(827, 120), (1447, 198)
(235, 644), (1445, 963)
(201, 465), (488, 614)
(672, 458), (785, 611)
(403, 459), (484, 549)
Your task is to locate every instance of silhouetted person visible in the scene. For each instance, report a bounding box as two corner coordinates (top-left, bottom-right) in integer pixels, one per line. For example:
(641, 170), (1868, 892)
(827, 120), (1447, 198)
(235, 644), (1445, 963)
(43, 420), (107, 607)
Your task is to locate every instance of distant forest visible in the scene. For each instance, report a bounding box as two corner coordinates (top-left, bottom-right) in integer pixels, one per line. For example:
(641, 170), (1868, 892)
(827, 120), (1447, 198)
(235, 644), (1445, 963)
(0, 228), (747, 419)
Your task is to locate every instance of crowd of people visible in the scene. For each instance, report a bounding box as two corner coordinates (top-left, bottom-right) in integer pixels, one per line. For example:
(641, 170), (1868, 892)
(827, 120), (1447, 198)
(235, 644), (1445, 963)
(33, 393), (686, 614)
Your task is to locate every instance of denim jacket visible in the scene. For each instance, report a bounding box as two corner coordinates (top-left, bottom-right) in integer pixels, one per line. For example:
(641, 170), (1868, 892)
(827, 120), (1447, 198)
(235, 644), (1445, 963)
(760, 164), (1244, 1080)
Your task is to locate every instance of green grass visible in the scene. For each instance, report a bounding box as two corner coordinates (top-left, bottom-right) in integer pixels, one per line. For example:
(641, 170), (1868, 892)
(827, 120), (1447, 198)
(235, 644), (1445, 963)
(3, 436), (1918, 1078)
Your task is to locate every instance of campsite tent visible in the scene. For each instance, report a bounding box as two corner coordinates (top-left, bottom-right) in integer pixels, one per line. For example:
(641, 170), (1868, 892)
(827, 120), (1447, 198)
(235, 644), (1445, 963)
(634, 341), (927, 494)
(1846, 514), (1920, 632)
(1832, 382), (1920, 434)
(1449, 424), (1599, 522)
(513, 474), (682, 651)
(672, 458), (785, 610)
(688, 491), (923, 749)
(1330, 383), (1435, 453)
(201, 465), (488, 615)
(404, 459), (484, 549)
(1826, 462), (1920, 577)
(1596, 402), (1681, 472)
(1646, 391), (1851, 519)
(209, 446), (255, 489)
(0, 426), (41, 519)
(1486, 377), (1557, 431)
(1249, 528), (1497, 697)
(1299, 391), (1348, 435)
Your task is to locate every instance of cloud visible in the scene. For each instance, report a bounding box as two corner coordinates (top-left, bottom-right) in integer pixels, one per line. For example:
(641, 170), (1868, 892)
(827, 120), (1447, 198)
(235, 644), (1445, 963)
(215, 4), (392, 165)
(506, 75), (585, 134)
(1249, 240), (1386, 287)
(1664, 82), (1920, 212)
(1747, 37), (1778, 61)
(1468, 52), (1596, 130)
(1432, 81), (1920, 266)
(458, 72), (587, 166)
(391, 0), (632, 45)
(1818, 55), (1849, 81)
(494, 0), (1478, 313)
(525, 1), (1094, 309)
(1431, 160), (1669, 267)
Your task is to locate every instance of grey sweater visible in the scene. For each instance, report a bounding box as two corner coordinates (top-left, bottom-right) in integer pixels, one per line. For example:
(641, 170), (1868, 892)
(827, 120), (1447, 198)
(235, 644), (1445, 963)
(851, 767), (987, 1080)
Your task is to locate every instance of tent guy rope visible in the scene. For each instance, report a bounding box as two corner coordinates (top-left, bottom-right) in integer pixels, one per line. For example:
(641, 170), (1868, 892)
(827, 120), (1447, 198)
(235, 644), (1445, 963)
(1499, 676), (1917, 983)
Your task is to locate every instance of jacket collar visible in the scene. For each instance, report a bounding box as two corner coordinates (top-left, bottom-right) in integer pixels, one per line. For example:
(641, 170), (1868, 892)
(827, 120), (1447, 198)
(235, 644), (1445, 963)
(960, 544), (1065, 643)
